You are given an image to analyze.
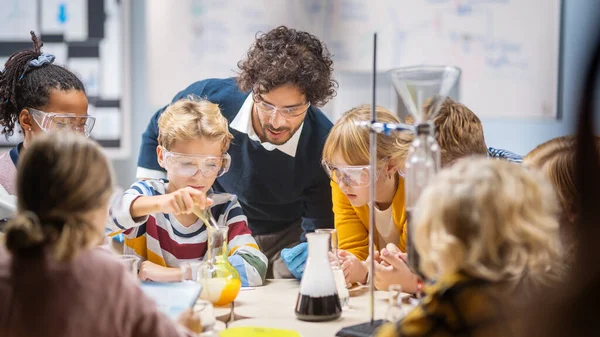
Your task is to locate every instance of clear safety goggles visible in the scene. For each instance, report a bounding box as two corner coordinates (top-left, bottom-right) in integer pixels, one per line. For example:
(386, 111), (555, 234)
(322, 157), (396, 187)
(27, 108), (95, 138)
(321, 162), (377, 188)
(162, 149), (231, 178)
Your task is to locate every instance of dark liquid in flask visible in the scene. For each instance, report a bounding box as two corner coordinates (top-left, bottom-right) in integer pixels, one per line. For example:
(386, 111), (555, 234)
(295, 293), (342, 322)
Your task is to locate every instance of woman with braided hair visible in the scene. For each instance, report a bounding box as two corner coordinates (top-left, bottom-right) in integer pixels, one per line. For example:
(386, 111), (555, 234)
(0, 31), (95, 195)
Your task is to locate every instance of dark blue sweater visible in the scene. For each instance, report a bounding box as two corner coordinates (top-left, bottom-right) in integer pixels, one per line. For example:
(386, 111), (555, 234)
(138, 78), (334, 236)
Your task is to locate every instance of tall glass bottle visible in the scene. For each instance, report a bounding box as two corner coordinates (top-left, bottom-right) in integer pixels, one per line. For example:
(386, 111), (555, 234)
(404, 123), (441, 277)
(390, 65), (460, 279)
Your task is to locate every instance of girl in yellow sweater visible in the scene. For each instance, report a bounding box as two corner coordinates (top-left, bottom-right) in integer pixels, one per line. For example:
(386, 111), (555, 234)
(321, 105), (418, 291)
(321, 100), (490, 292)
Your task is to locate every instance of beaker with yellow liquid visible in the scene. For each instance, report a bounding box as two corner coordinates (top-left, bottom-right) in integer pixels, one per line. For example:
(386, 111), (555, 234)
(194, 206), (242, 307)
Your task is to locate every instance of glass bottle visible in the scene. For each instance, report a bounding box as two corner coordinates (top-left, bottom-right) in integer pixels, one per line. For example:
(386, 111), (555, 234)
(405, 123), (440, 278)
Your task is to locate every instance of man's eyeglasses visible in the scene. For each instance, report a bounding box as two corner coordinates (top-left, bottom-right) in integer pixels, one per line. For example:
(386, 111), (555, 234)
(253, 96), (310, 119)
(27, 108), (95, 138)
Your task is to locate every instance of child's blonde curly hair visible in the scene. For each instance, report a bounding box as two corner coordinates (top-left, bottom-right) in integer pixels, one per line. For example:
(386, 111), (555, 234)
(415, 157), (564, 291)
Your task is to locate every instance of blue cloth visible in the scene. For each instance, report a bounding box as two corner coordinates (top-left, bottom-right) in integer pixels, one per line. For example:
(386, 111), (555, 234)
(28, 53), (55, 68)
(137, 78), (334, 237)
(488, 147), (523, 163)
(20, 53), (55, 80)
(9, 142), (22, 166)
(281, 242), (308, 279)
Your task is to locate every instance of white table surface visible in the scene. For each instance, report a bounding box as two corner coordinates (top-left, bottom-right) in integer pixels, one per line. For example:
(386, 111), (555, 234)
(224, 279), (398, 336)
(154, 279), (409, 336)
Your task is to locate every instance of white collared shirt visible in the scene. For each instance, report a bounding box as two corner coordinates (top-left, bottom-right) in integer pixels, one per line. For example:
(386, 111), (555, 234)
(229, 93), (304, 158)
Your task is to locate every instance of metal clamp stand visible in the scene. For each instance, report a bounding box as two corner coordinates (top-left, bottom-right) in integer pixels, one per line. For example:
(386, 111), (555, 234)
(336, 32), (414, 337)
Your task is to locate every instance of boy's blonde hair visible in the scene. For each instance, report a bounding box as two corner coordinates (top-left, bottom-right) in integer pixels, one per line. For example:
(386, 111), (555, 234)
(5, 132), (114, 262)
(405, 97), (489, 166)
(322, 105), (408, 166)
(414, 157), (563, 291)
(158, 97), (233, 153)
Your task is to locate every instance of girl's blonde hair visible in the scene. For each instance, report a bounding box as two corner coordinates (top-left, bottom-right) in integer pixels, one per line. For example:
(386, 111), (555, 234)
(322, 105), (410, 166)
(4, 132), (114, 262)
(415, 157), (563, 291)
(158, 97), (233, 153)
(523, 136), (579, 225)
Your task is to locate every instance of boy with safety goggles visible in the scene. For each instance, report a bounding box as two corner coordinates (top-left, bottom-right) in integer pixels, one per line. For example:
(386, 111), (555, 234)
(108, 98), (267, 286)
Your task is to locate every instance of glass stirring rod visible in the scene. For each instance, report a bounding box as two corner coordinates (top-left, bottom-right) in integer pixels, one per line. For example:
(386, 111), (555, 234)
(193, 205), (218, 229)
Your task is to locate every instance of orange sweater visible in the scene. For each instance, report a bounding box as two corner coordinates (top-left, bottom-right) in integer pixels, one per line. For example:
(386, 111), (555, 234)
(331, 179), (407, 261)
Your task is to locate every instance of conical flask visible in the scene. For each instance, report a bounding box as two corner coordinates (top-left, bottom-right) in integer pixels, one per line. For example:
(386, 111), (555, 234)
(390, 65), (461, 123)
(295, 232), (342, 322)
(390, 65), (460, 278)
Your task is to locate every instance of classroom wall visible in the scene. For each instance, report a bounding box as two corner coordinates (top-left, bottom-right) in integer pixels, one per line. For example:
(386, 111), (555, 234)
(479, 0), (600, 155)
(111, 0), (148, 188)
(110, 0), (600, 188)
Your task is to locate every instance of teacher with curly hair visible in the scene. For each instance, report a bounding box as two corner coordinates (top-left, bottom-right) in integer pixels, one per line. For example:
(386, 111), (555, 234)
(137, 26), (338, 278)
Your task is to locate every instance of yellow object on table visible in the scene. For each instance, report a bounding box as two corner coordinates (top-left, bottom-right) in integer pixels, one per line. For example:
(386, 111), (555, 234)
(220, 327), (301, 337)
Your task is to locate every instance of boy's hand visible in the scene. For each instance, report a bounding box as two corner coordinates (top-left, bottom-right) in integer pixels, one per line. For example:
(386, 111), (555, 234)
(130, 186), (213, 219)
(157, 187), (212, 215)
(138, 261), (183, 282)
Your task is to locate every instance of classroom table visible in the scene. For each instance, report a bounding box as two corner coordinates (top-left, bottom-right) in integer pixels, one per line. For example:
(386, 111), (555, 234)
(143, 278), (411, 336)
(216, 279), (406, 336)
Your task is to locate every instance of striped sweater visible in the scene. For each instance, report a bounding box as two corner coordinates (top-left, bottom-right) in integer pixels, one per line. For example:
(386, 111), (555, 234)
(107, 179), (267, 287)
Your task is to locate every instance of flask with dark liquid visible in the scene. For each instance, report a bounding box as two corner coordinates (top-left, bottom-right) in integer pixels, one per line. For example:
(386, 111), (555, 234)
(295, 232), (342, 322)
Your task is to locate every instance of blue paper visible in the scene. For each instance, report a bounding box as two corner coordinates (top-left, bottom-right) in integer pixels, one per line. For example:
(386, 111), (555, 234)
(140, 281), (203, 319)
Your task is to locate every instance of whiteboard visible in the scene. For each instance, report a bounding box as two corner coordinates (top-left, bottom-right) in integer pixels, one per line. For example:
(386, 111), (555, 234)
(147, 0), (562, 120)
(0, 0), (131, 159)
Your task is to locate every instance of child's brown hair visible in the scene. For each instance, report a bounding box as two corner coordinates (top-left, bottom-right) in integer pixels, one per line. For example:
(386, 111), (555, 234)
(4, 132), (114, 261)
(405, 97), (489, 166)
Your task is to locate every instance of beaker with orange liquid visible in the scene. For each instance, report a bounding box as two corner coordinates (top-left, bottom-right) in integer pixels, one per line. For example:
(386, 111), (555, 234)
(199, 225), (241, 307)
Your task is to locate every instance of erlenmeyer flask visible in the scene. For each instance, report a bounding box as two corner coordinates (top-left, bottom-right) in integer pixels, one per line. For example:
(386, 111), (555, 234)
(295, 232), (342, 322)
